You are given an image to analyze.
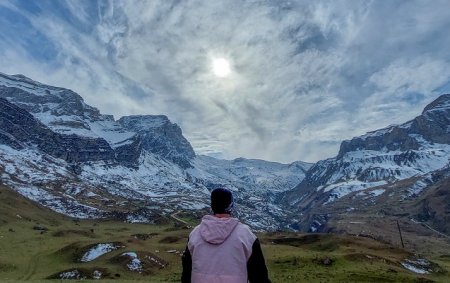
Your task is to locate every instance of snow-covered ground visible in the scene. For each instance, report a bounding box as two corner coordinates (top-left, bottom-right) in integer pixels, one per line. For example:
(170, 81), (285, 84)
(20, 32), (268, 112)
(314, 140), (450, 204)
(189, 155), (311, 193)
(401, 259), (432, 274)
(0, 139), (305, 229)
(80, 243), (123, 262)
(121, 252), (143, 272)
(58, 270), (84, 280)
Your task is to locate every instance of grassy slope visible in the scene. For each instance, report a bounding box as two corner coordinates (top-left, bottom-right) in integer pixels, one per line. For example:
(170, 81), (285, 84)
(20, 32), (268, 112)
(0, 185), (449, 282)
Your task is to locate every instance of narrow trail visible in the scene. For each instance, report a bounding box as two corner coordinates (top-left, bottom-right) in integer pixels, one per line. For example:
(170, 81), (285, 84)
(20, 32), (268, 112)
(420, 222), (450, 238)
(410, 218), (450, 239)
(170, 211), (190, 226)
(21, 252), (43, 280)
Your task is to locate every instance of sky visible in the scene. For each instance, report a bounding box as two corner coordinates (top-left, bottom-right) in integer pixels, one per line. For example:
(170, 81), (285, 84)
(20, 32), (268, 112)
(1, 0), (450, 163)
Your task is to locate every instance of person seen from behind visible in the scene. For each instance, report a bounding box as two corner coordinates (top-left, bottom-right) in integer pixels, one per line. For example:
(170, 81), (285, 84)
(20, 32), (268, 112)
(181, 188), (271, 283)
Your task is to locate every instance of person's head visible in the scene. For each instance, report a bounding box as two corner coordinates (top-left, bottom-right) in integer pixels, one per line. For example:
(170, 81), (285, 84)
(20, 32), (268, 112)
(210, 188), (234, 215)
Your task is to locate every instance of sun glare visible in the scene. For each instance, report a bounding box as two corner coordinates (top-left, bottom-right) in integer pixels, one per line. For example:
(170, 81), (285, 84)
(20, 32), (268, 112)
(212, 58), (231, 78)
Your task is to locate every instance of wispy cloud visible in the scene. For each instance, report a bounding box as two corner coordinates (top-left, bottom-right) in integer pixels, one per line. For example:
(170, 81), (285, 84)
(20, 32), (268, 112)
(1, 0), (450, 163)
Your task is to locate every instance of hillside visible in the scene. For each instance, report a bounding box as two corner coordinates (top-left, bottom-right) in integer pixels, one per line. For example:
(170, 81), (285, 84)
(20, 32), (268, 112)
(281, 94), (450, 243)
(0, 71), (311, 230)
(0, 185), (449, 282)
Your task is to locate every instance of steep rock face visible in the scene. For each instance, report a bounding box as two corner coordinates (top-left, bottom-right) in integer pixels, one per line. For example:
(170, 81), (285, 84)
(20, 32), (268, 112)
(118, 115), (195, 168)
(114, 135), (143, 167)
(0, 73), (103, 123)
(0, 73), (137, 148)
(0, 72), (142, 165)
(338, 94), (450, 157)
(0, 73), (197, 168)
(0, 98), (115, 163)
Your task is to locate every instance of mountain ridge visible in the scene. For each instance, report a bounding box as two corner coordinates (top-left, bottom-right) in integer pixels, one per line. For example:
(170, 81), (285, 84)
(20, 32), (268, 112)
(1, 71), (449, 238)
(0, 71), (311, 230)
(281, 93), (450, 235)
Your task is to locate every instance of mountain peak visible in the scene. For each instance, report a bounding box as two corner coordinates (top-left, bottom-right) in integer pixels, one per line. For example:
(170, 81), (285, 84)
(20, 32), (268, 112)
(337, 93), (450, 157)
(422, 93), (450, 114)
(0, 72), (63, 93)
(119, 115), (195, 168)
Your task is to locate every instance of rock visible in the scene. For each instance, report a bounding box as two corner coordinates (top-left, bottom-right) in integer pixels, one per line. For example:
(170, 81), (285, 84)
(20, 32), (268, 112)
(118, 115), (195, 168)
(132, 234), (153, 241)
(322, 257), (333, 266)
(0, 73), (141, 166)
(0, 98), (116, 164)
(338, 94), (450, 157)
(313, 256), (333, 266)
(33, 225), (48, 231)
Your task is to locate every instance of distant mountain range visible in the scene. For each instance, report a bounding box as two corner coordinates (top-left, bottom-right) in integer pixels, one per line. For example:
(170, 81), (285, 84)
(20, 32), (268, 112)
(0, 72), (311, 230)
(0, 72), (448, 238)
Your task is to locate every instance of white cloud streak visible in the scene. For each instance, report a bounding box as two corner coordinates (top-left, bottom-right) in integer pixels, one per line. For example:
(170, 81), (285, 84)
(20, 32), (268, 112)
(1, 0), (450, 163)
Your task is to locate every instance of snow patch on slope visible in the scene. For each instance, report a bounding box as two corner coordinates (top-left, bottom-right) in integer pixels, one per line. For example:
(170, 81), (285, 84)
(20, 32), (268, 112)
(317, 141), (450, 204)
(81, 243), (123, 262)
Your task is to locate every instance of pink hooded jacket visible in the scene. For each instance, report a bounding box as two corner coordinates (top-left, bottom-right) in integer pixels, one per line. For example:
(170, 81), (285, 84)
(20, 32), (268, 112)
(185, 215), (257, 283)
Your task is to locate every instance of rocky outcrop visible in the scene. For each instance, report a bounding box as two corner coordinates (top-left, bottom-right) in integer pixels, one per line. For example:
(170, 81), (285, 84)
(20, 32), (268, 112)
(0, 73), (103, 122)
(0, 73), (195, 168)
(118, 115), (195, 168)
(413, 167), (450, 234)
(338, 94), (450, 157)
(114, 135), (143, 167)
(0, 97), (115, 163)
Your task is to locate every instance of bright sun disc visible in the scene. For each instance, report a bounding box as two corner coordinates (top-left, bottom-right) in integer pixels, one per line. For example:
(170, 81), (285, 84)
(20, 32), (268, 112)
(212, 58), (231, 77)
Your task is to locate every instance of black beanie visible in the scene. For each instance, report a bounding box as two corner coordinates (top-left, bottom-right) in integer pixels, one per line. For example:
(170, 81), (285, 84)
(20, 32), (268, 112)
(211, 188), (234, 214)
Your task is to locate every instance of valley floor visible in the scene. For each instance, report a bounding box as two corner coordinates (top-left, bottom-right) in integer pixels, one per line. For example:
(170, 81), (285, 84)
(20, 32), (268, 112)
(0, 185), (449, 282)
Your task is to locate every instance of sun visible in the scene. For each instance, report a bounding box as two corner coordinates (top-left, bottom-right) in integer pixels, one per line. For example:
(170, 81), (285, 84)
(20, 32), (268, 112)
(212, 58), (231, 78)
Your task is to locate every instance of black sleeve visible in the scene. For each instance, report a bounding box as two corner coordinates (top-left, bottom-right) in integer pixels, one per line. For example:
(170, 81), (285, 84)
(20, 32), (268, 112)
(181, 245), (192, 283)
(247, 238), (271, 283)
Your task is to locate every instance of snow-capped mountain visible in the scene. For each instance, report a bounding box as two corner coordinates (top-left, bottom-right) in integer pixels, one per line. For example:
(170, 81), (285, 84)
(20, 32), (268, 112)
(0, 73), (187, 167)
(282, 94), (450, 232)
(3, 71), (448, 236)
(0, 72), (311, 230)
(188, 156), (311, 228)
(118, 115), (195, 168)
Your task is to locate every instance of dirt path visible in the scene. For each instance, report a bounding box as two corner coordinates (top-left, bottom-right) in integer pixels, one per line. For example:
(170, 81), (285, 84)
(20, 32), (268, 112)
(411, 218), (450, 239)
(420, 222), (450, 238)
(21, 251), (43, 280)
(170, 211), (189, 226)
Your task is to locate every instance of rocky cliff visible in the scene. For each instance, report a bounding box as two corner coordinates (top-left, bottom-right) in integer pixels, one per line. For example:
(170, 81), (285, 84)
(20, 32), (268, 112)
(118, 115), (195, 168)
(0, 97), (115, 163)
(338, 94), (450, 156)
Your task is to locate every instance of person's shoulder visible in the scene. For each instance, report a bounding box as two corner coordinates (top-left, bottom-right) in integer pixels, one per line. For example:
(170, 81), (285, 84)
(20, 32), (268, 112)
(188, 223), (202, 238)
(235, 221), (257, 238)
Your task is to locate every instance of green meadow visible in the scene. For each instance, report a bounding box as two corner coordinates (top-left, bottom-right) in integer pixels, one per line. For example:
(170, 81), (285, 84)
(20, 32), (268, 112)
(0, 186), (449, 283)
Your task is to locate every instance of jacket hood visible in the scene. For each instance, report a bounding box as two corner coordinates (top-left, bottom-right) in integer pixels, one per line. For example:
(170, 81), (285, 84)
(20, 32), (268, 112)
(199, 215), (239, 244)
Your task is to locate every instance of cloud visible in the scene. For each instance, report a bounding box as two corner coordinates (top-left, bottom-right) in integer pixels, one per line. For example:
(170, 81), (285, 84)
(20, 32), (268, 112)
(1, 0), (450, 163)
